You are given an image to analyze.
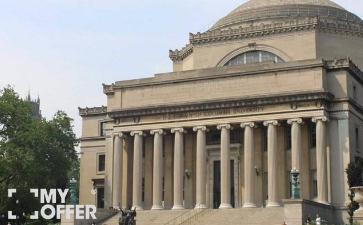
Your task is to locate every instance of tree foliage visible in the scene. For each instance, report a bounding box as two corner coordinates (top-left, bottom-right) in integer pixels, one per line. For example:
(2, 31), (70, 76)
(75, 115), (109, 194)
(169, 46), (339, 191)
(0, 87), (78, 225)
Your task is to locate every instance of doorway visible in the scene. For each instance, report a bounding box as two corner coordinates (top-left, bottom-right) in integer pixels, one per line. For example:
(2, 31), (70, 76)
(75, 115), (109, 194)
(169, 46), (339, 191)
(213, 160), (235, 209)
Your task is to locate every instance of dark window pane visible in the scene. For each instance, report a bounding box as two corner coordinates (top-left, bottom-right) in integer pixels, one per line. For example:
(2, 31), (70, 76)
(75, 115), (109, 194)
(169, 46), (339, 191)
(98, 154), (105, 172)
(97, 187), (105, 208)
(225, 50), (284, 67)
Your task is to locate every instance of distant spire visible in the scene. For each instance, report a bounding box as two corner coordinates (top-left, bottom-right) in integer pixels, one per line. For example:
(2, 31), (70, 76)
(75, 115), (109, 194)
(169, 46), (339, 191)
(27, 90), (31, 101)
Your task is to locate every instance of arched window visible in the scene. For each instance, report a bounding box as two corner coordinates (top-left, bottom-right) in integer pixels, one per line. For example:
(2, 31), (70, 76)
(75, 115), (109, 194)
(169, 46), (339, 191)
(224, 50), (284, 66)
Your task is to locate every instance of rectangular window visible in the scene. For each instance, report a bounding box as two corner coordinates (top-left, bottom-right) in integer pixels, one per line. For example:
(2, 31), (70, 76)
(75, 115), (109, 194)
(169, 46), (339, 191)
(356, 127), (360, 150)
(353, 85), (357, 100)
(98, 154), (106, 173)
(97, 187), (105, 208)
(309, 123), (316, 148)
(286, 127), (292, 150)
(206, 130), (221, 145)
(142, 177), (145, 202)
(100, 122), (107, 136)
(262, 128), (268, 152)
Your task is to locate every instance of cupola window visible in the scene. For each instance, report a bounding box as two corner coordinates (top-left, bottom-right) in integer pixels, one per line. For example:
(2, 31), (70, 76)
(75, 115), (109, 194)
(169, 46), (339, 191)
(225, 50), (284, 66)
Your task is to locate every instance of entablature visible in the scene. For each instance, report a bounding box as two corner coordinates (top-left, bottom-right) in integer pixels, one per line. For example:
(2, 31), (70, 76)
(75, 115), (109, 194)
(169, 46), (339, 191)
(109, 91), (333, 119)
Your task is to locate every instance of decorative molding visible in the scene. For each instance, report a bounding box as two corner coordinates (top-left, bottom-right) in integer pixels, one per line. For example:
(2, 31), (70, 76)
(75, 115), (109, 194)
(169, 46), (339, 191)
(263, 120), (280, 127)
(80, 136), (106, 141)
(211, 5), (362, 31)
(171, 128), (185, 134)
(113, 132), (125, 138)
(188, 17), (363, 46)
(312, 116), (329, 123)
(150, 129), (164, 135)
(169, 44), (194, 62)
(240, 122), (256, 129)
(287, 118), (304, 125)
(109, 92), (333, 119)
(103, 83), (116, 95)
(217, 124), (232, 130)
(193, 126), (208, 132)
(130, 131), (143, 136)
(79, 106), (107, 116)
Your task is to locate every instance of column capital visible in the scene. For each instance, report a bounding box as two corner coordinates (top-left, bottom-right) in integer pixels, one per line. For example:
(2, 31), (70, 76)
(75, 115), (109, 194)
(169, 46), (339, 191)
(171, 128), (185, 134)
(217, 124), (232, 130)
(130, 131), (144, 136)
(193, 126), (208, 132)
(241, 122), (256, 128)
(113, 132), (125, 138)
(287, 118), (304, 125)
(150, 129), (164, 135)
(263, 120), (280, 127)
(312, 116), (329, 123)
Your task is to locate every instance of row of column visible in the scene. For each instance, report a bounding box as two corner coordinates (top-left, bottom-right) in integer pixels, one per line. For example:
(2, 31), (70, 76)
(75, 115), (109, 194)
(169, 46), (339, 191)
(112, 116), (329, 210)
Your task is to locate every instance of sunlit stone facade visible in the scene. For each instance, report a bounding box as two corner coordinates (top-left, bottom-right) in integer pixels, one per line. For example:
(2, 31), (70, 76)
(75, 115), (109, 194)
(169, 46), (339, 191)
(78, 0), (363, 223)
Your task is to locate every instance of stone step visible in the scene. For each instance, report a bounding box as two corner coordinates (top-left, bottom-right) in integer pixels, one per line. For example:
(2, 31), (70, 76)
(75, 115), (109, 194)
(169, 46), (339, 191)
(101, 209), (191, 225)
(100, 207), (285, 225)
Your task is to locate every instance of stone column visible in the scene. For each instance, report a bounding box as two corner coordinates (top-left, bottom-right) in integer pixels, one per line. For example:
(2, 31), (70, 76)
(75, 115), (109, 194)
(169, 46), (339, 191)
(312, 116), (329, 204)
(217, 124), (233, 209)
(287, 118), (303, 171)
(241, 122), (257, 208)
(193, 126), (208, 209)
(151, 129), (164, 210)
(112, 133), (123, 209)
(263, 120), (280, 207)
(171, 128), (185, 210)
(131, 131), (144, 210)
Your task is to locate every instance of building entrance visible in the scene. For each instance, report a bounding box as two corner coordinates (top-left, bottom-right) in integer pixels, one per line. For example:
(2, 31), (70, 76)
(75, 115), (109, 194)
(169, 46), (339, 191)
(212, 160), (235, 209)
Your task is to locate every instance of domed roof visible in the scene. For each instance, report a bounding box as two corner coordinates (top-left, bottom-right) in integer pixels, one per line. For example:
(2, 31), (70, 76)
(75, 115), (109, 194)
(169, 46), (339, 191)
(211, 0), (362, 30)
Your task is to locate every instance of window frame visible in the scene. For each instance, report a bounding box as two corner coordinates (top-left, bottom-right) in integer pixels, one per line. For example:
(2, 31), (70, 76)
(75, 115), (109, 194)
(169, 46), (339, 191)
(97, 153), (106, 174)
(99, 121), (107, 137)
(224, 50), (284, 67)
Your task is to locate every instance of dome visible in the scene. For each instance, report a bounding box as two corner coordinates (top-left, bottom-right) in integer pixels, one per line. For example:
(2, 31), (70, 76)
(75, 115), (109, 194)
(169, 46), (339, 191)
(211, 0), (362, 30)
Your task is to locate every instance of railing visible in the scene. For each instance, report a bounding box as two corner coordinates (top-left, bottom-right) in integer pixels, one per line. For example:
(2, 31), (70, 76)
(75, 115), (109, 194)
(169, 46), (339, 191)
(163, 208), (211, 225)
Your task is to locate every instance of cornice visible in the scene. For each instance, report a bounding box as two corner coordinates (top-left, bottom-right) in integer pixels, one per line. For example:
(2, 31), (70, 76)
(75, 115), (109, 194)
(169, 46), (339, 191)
(324, 58), (363, 85)
(103, 83), (116, 95)
(80, 136), (106, 141)
(190, 17), (319, 45)
(109, 91), (333, 119)
(189, 17), (363, 46)
(113, 59), (325, 89)
(169, 44), (194, 62)
(79, 106), (107, 117)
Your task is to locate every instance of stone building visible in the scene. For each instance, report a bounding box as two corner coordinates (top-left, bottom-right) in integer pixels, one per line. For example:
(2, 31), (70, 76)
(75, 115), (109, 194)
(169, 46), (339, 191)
(25, 93), (42, 120)
(78, 0), (363, 224)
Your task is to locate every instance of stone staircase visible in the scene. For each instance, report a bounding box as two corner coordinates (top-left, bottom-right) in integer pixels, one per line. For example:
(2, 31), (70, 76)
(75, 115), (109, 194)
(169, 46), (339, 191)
(100, 209), (191, 225)
(100, 207), (285, 225)
(191, 207), (285, 225)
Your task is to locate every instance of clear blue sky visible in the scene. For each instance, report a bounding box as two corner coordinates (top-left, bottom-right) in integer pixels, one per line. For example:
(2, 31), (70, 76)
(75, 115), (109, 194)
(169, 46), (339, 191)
(0, 0), (362, 137)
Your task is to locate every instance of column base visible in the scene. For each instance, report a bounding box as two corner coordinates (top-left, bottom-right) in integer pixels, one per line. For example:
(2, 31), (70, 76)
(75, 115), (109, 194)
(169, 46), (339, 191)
(243, 203), (257, 208)
(219, 203), (232, 209)
(132, 205), (144, 211)
(194, 204), (208, 209)
(172, 205), (185, 210)
(151, 205), (164, 210)
(266, 202), (281, 207)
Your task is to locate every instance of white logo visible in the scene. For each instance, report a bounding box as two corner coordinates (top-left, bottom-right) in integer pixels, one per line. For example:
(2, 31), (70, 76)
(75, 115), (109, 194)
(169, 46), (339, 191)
(7, 189), (97, 220)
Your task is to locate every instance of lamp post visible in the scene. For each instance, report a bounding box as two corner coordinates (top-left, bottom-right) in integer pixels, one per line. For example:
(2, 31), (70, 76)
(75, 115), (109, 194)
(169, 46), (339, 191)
(291, 169), (301, 199)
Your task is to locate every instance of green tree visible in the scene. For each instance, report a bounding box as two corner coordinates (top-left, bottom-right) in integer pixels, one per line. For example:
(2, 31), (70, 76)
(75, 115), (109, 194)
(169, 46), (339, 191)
(0, 87), (78, 225)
